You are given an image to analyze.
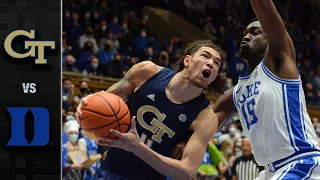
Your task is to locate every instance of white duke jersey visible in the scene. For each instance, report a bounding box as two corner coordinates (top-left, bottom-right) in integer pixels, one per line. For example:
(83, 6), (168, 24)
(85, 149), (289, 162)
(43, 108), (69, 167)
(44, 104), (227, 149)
(232, 60), (319, 166)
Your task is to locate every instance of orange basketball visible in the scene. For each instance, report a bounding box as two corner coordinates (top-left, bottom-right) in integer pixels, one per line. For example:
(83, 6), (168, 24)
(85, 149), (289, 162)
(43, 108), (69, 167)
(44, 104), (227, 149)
(80, 92), (131, 140)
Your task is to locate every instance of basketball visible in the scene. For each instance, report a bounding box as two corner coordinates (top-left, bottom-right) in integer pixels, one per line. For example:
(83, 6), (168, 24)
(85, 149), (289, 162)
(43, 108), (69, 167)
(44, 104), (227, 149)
(79, 92), (131, 140)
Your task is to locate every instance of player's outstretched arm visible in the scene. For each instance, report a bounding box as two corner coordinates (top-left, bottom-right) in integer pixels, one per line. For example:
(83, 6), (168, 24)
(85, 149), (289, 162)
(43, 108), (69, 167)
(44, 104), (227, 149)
(213, 87), (236, 130)
(98, 106), (218, 180)
(250, 0), (295, 58)
(250, 0), (298, 79)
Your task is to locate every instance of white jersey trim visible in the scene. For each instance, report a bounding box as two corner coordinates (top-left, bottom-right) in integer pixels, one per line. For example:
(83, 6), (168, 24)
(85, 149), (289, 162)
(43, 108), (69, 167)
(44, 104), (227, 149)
(261, 61), (301, 85)
(239, 74), (251, 80)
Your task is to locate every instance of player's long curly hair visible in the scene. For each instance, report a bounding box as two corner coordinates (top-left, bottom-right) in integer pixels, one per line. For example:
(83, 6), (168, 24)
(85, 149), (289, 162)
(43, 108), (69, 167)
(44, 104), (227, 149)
(175, 39), (227, 94)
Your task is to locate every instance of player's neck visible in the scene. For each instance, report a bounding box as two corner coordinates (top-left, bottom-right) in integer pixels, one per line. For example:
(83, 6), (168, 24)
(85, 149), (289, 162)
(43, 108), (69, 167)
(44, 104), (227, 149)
(247, 54), (265, 74)
(166, 73), (202, 104)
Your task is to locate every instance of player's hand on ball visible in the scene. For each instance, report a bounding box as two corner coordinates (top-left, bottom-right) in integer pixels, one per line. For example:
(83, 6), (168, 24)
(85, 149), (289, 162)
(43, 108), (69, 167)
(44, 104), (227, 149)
(76, 95), (89, 117)
(97, 116), (142, 154)
(76, 91), (103, 120)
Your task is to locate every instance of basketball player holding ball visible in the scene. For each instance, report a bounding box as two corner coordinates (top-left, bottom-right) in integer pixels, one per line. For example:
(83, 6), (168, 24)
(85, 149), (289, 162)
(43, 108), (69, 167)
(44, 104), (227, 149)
(77, 39), (226, 180)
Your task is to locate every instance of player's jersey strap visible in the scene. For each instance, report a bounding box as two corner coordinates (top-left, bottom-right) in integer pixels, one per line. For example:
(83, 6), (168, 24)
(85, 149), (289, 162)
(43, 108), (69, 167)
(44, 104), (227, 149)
(261, 60), (301, 85)
(232, 83), (241, 109)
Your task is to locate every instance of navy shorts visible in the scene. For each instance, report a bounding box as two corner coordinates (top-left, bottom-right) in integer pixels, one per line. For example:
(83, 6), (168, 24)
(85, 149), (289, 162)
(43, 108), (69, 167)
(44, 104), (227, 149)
(91, 166), (128, 180)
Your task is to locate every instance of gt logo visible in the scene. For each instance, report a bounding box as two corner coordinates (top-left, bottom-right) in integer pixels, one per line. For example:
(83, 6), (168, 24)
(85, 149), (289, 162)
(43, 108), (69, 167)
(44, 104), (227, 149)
(4, 30), (55, 64)
(137, 105), (175, 148)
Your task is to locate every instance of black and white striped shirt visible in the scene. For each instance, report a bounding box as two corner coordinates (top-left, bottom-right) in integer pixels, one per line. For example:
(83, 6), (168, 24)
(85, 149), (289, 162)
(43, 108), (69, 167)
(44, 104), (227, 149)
(231, 154), (264, 180)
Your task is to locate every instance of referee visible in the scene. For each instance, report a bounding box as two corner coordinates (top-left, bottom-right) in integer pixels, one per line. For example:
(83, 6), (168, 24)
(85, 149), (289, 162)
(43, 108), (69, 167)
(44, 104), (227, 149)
(231, 138), (264, 180)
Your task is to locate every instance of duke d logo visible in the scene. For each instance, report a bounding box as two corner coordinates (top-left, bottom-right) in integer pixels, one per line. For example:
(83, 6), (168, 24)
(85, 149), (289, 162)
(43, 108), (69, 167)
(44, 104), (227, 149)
(4, 30), (55, 64)
(7, 107), (50, 146)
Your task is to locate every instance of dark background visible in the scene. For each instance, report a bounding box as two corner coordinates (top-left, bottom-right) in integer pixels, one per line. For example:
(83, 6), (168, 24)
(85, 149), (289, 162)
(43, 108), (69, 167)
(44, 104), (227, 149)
(0, 0), (61, 179)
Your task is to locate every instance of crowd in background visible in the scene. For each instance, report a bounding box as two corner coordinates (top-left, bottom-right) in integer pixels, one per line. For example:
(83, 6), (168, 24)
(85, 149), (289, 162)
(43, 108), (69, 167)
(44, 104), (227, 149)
(62, 0), (320, 179)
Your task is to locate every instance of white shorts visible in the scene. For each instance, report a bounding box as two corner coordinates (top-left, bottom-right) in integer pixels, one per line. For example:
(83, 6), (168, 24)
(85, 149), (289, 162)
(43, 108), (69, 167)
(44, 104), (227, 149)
(255, 155), (320, 180)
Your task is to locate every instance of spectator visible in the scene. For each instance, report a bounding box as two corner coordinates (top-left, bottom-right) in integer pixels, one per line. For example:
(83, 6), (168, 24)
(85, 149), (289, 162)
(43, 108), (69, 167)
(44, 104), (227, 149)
(315, 70), (320, 89)
(92, 11), (104, 28)
(233, 146), (242, 158)
(65, 13), (83, 50)
(64, 9), (71, 21)
(219, 123), (242, 143)
(99, 31), (119, 52)
(62, 114), (76, 144)
(65, 114), (76, 122)
(203, 17), (217, 41)
(109, 16), (122, 35)
(218, 140), (234, 180)
(305, 82), (316, 105)
(62, 109), (66, 120)
(197, 138), (222, 180)
(144, 47), (156, 62)
(317, 90), (320, 105)
(126, 56), (138, 70)
(62, 77), (74, 110)
(226, 78), (234, 89)
(110, 32), (120, 52)
(107, 54), (126, 78)
(82, 10), (92, 28)
(148, 34), (160, 55)
(62, 32), (72, 56)
(227, 146), (243, 174)
(118, 20), (133, 56)
(169, 49), (182, 69)
(158, 50), (169, 67)
(78, 133), (100, 180)
(82, 56), (105, 77)
(229, 54), (247, 83)
(62, 120), (83, 180)
(134, 29), (149, 59)
(234, 138), (242, 148)
(231, 138), (264, 180)
(100, 0), (110, 16)
(70, 96), (81, 112)
(98, 39), (115, 64)
(79, 26), (99, 54)
(77, 41), (96, 71)
(127, 11), (140, 35)
(66, 110), (75, 116)
(62, 117), (68, 144)
(95, 20), (108, 42)
(165, 37), (182, 56)
(63, 55), (79, 73)
(76, 81), (91, 99)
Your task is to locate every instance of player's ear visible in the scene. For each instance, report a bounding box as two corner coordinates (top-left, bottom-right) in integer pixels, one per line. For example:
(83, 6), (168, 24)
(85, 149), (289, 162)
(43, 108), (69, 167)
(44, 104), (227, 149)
(183, 55), (191, 68)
